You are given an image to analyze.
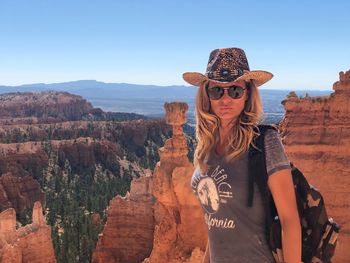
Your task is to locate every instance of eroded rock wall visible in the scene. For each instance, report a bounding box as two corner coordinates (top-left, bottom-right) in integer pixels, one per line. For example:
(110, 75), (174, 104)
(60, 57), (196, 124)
(279, 70), (350, 262)
(93, 102), (207, 263)
(92, 175), (155, 263)
(0, 201), (56, 263)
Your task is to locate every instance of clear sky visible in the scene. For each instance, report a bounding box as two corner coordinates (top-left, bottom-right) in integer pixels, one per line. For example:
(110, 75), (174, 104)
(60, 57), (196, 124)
(0, 0), (349, 90)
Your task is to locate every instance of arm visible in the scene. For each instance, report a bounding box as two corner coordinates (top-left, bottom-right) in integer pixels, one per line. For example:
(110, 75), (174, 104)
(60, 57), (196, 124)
(202, 238), (210, 263)
(267, 169), (302, 263)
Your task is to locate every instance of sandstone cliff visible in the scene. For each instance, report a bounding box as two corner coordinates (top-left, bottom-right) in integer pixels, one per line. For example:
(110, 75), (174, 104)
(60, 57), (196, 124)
(279, 70), (350, 263)
(93, 102), (207, 263)
(0, 91), (148, 125)
(92, 174), (155, 263)
(0, 201), (56, 262)
(0, 90), (177, 262)
(0, 91), (94, 121)
(0, 118), (171, 214)
(0, 172), (45, 216)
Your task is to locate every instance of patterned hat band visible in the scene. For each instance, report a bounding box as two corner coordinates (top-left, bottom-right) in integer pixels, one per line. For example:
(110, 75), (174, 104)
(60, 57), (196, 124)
(206, 67), (247, 82)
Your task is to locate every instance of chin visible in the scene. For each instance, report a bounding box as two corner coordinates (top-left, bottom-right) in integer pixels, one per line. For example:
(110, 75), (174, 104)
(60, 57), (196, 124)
(218, 112), (237, 118)
(219, 115), (238, 121)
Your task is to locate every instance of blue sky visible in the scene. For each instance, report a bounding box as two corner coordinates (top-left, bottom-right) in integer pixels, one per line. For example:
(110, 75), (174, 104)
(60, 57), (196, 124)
(0, 0), (349, 90)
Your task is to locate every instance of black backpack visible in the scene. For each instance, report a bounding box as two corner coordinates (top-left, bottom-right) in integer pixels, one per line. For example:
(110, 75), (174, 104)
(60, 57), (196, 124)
(248, 124), (340, 263)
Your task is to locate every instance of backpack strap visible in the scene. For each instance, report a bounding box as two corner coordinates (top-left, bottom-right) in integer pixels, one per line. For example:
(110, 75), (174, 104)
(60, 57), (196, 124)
(247, 124), (278, 207)
(248, 124), (279, 246)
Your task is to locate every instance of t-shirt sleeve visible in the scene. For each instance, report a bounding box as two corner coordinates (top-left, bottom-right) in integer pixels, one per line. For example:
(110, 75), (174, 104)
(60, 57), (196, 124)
(264, 128), (291, 177)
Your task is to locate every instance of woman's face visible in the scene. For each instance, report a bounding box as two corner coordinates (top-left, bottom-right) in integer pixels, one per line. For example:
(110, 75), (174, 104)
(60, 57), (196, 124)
(207, 80), (248, 123)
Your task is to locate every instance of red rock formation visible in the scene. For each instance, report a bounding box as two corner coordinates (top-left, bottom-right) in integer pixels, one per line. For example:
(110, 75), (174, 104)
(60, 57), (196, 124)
(0, 117), (169, 143)
(0, 120), (168, 213)
(0, 90), (155, 127)
(279, 70), (350, 263)
(144, 102), (206, 263)
(0, 173), (45, 215)
(0, 141), (48, 216)
(0, 90), (175, 262)
(0, 142), (49, 178)
(0, 91), (93, 121)
(92, 175), (155, 263)
(0, 201), (56, 262)
(93, 102), (207, 263)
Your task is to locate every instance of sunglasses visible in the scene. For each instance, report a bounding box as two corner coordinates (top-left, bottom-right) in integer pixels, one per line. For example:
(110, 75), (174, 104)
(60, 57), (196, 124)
(206, 85), (246, 100)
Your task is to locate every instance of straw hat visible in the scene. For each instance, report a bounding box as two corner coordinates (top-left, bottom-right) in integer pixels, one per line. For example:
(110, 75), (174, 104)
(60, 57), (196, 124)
(183, 47), (273, 87)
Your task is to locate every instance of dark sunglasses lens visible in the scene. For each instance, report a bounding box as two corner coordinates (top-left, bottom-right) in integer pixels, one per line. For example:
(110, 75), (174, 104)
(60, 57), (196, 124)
(207, 86), (223, 100)
(207, 85), (245, 100)
(228, 85), (245, 99)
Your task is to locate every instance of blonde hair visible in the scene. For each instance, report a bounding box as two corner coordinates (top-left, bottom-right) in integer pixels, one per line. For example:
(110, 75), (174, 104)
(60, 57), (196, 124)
(193, 80), (265, 173)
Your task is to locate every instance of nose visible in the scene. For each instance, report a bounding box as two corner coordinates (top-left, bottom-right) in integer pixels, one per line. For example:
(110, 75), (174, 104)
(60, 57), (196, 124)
(220, 89), (231, 103)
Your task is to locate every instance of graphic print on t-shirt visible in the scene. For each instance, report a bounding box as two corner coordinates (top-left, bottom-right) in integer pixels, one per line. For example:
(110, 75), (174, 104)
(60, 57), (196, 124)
(197, 177), (220, 213)
(192, 165), (236, 230)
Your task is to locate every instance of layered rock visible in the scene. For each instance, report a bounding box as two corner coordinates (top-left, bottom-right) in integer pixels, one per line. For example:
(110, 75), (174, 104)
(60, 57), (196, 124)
(0, 91), (93, 121)
(0, 90), (149, 125)
(144, 102), (207, 263)
(0, 201), (56, 262)
(0, 119), (169, 213)
(0, 142), (49, 176)
(279, 70), (350, 262)
(93, 102), (207, 263)
(0, 141), (48, 215)
(92, 174), (155, 263)
(0, 118), (169, 144)
(0, 90), (176, 262)
(0, 172), (45, 215)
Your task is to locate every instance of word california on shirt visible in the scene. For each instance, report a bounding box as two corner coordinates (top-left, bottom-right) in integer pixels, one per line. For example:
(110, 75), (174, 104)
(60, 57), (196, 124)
(191, 129), (291, 263)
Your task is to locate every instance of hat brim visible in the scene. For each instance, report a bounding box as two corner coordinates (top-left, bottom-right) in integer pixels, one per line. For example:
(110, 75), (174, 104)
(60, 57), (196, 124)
(183, 70), (273, 87)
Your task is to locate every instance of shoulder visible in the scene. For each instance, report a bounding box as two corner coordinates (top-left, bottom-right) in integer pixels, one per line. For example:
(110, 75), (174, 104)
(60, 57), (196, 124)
(264, 126), (280, 144)
(252, 124), (279, 144)
(262, 126), (291, 177)
(257, 124), (278, 135)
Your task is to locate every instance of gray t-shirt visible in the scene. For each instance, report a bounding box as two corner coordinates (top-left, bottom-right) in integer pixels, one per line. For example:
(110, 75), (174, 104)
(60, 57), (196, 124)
(191, 129), (291, 263)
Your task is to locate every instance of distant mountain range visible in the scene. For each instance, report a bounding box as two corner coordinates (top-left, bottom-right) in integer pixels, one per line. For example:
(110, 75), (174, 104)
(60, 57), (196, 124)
(0, 80), (333, 120)
(0, 80), (196, 99)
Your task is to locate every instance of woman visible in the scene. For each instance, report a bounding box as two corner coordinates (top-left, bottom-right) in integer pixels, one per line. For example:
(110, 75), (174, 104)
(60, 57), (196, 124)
(183, 48), (302, 263)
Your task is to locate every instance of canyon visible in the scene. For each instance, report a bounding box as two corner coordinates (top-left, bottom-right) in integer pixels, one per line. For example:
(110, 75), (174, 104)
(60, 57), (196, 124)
(0, 91), (178, 262)
(0, 70), (349, 262)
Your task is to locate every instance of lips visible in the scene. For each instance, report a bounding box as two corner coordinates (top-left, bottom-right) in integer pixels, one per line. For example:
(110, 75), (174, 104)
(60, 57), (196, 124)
(219, 107), (232, 110)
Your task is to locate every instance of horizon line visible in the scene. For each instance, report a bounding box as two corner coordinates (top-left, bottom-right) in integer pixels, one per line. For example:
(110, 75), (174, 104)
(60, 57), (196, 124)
(0, 79), (334, 92)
